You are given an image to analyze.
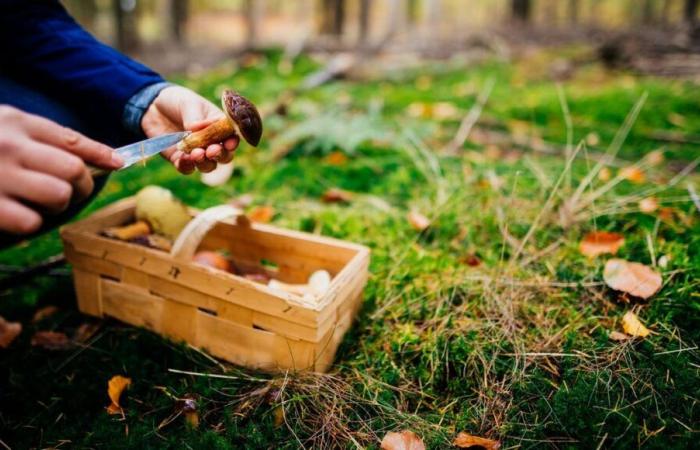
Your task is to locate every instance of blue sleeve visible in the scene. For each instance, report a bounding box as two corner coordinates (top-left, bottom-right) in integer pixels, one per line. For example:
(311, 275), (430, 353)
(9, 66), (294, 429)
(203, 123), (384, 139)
(0, 0), (165, 135)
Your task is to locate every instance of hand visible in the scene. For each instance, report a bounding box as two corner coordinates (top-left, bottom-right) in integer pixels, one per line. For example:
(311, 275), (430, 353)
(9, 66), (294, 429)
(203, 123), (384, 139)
(141, 85), (239, 174)
(0, 106), (122, 235)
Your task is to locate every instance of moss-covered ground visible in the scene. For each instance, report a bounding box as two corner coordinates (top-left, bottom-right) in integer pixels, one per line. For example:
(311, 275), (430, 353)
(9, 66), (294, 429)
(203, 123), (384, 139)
(1, 47), (699, 449)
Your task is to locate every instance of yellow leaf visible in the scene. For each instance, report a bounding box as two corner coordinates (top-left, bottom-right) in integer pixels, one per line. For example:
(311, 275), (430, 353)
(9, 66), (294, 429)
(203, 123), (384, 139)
(453, 431), (501, 449)
(107, 375), (132, 415)
(585, 132), (600, 146)
(621, 311), (651, 338)
(579, 231), (624, 258)
(248, 205), (275, 223)
(603, 259), (662, 300)
(0, 316), (21, 349)
(381, 430), (426, 450)
(407, 210), (431, 232)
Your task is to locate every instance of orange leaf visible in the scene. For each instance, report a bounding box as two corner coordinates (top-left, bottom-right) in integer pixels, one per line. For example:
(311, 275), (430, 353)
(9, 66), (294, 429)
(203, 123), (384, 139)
(453, 432), (501, 450)
(107, 375), (132, 415)
(248, 205), (275, 223)
(326, 151), (348, 166)
(621, 311), (651, 338)
(32, 305), (59, 323)
(579, 231), (624, 258)
(0, 316), (21, 349)
(408, 210), (430, 232)
(381, 430), (426, 450)
(322, 188), (353, 204)
(603, 259), (662, 299)
(31, 331), (71, 350)
(619, 166), (645, 183)
(639, 197), (658, 213)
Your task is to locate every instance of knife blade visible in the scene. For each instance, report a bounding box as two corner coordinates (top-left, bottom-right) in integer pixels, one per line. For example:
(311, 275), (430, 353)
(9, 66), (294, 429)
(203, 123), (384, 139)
(115, 131), (191, 170)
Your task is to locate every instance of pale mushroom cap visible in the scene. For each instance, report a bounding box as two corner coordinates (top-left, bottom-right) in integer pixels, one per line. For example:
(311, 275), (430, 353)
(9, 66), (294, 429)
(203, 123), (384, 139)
(221, 90), (263, 147)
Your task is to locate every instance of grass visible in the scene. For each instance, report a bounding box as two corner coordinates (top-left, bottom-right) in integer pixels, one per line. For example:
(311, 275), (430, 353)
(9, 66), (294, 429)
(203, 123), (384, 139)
(1, 46), (699, 449)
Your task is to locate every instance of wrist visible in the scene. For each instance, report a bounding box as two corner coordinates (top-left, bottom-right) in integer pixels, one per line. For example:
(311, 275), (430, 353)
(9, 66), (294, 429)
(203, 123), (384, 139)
(122, 81), (173, 138)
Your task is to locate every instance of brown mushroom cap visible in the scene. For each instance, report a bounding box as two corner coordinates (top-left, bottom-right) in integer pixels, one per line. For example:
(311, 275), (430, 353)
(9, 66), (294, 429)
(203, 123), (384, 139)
(221, 90), (263, 147)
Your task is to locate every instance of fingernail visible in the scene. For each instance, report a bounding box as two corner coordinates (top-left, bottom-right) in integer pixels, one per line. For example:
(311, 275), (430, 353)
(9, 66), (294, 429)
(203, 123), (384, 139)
(111, 153), (124, 167)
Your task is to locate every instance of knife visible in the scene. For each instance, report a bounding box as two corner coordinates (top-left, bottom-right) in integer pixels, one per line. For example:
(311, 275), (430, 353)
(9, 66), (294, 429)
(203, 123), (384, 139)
(89, 131), (191, 177)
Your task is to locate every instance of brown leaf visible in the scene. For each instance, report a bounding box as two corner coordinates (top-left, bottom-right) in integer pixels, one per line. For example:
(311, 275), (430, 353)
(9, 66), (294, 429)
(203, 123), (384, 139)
(639, 197), (658, 213)
(461, 254), (482, 267)
(619, 166), (645, 183)
(31, 331), (71, 350)
(322, 188), (353, 204)
(0, 316), (22, 349)
(32, 305), (59, 323)
(608, 330), (631, 342)
(107, 375), (132, 415)
(603, 259), (662, 299)
(453, 432), (501, 450)
(74, 322), (101, 344)
(621, 311), (651, 338)
(381, 430), (426, 450)
(325, 151), (348, 166)
(407, 210), (430, 232)
(579, 231), (624, 258)
(248, 205), (275, 223)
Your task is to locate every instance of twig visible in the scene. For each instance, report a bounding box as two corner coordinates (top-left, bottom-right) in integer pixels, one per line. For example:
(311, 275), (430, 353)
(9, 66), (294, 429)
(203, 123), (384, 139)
(686, 182), (700, 212)
(444, 77), (495, 155)
(168, 368), (267, 382)
(0, 253), (66, 290)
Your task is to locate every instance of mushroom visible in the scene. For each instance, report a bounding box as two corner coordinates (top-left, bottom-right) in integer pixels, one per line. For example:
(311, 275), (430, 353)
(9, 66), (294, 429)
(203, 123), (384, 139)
(177, 90), (263, 153)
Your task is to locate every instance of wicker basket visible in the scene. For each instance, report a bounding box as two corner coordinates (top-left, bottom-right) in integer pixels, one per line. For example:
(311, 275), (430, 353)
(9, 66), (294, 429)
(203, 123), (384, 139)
(60, 197), (370, 372)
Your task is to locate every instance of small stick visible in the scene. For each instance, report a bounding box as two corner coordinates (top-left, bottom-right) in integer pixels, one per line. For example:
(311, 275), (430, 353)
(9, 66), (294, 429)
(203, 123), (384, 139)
(444, 77), (495, 155)
(0, 253), (66, 291)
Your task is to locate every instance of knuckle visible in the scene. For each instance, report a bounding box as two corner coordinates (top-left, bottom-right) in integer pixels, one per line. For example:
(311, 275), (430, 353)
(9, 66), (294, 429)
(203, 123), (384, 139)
(0, 105), (18, 120)
(52, 181), (73, 209)
(61, 127), (81, 149)
(64, 157), (86, 181)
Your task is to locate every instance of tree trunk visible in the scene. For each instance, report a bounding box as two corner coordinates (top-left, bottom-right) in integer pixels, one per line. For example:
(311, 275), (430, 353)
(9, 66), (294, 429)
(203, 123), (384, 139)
(320, 0), (345, 36)
(112, 0), (139, 52)
(512, 0), (531, 23)
(358, 0), (370, 45)
(169, 0), (188, 43)
(406, 0), (420, 26)
(243, 0), (262, 49)
(685, 0), (698, 23)
(642, 0), (654, 24)
(569, 0), (578, 24)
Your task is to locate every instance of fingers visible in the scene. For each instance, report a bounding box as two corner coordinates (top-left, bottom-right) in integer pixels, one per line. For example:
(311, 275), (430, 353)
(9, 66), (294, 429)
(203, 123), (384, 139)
(20, 143), (94, 201)
(5, 169), (75, 213)
(22, 113), (122, 170)
(0, 197), (42, 235)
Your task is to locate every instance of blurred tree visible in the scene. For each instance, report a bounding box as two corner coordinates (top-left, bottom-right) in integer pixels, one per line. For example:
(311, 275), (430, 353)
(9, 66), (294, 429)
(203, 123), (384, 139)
(320, 0), (346, 36)
(243, 0), (262, 49)
(569, 0), (578, 24)
(512, 0), (531, 22)
(112, 0), (139, 51)
(642, 0), (655, 23)
(167, 0), (188, 43)
(407, 0), (420, 26)
(685, 0), (698, 23)
(358, 0), (370, 45)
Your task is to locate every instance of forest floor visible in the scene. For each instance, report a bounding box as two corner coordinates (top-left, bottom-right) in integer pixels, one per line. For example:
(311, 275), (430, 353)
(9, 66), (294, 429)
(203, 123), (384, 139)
(1, 45), (699, 449)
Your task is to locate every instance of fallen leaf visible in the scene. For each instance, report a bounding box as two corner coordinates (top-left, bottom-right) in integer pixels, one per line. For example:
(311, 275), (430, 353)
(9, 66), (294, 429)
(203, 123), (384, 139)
(667, 112), (686, 127)
(603, 259), (662, 299)
(107, 375), (132, 415)
(322, 188), (353, 203)
(598, 167), (612, 182)
(32, 305), (59, 323)
(74, 322), (102, 343)
(639, 197), (658, 213)
(461, 254), (482, 267)
(608, 330), (630, 341)
(272, 405), (285, 428)
(646, 150), (664, 166)
(407, 210), (430, 232)
(619, 166), (645, 183)
(579, 231), (625, 258)
(621, 311), (651, 338)
(658, 207), (676, 222)
(0, 316), (21, 349)
(433, 102), (460, 120)
(381, 430), (426, 450)
(31, 331), (71, 350)
(325, 151), (348, 166)
(453, 432), (501, 450)
(248, 205), (275, 223)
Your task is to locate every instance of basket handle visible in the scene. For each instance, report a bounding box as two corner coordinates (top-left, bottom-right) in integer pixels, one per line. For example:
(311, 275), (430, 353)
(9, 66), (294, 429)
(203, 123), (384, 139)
(170, 204), (246, 260)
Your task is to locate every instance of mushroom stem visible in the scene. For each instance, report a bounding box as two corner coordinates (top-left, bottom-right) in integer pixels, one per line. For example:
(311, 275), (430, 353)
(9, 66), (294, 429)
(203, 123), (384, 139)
(177, 117), (236, 154)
